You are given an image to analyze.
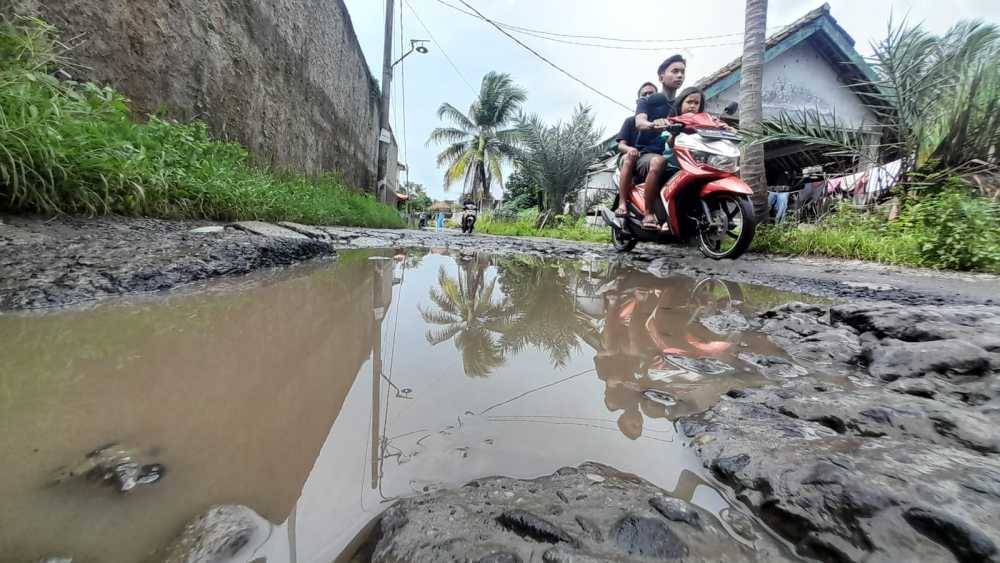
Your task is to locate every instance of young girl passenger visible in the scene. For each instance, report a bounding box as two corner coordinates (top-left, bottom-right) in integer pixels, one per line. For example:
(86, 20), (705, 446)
(672, 87), (705, 116)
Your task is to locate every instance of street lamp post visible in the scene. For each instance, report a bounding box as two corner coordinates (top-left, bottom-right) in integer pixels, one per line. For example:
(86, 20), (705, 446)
(375, 0), (428, 202)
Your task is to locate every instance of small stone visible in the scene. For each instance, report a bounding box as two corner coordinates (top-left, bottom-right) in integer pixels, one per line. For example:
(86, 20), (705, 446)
(903, 507), (998, 563)
(584, 473), (605, 483)
(738, 352), (808, 379)
(611, 515), (688, 558)
(720, 508), (759, 541)
(649, 496), (702, 529)
(712, 454), (751, 482)
(574, 515), (604, 543)
(477, 552), (522, 563)
(159, 505), (267, 563)
(189, 226), (224, 234)
(542, 547), (605, 563)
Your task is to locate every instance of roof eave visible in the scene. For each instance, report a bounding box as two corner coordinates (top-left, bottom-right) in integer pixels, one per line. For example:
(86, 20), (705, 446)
(700, 11), (880, 100)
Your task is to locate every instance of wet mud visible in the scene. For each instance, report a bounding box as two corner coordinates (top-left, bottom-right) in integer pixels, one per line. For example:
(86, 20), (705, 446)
(4, 215), (1000, 311)
(3, 217), (1000, 562)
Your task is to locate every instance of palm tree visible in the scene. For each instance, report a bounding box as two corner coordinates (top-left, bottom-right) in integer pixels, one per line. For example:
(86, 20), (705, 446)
(495, 256), (600, 368)
(419, 258), (514, 377)
(428, 72), (526, 203)
(739, 0), (769, 219)
(515, 104), (604, 211)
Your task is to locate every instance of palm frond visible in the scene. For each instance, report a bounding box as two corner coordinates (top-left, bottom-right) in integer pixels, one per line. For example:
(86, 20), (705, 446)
(428, 127), (473, 147)
(435, 103), (476, 130)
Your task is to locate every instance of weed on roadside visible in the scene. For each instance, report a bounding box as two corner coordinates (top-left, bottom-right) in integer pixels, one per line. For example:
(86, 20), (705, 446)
(0, 16), (403, 228)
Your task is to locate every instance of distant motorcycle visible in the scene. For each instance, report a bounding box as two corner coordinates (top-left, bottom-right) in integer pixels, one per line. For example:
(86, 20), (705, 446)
(418, 213), (428, 230)
(460, 204), (478, 234)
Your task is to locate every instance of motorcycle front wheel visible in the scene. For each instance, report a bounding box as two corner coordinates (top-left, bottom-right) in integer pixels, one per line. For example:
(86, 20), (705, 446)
(609, 196), (637, 252)
(697, 194), (755, 260)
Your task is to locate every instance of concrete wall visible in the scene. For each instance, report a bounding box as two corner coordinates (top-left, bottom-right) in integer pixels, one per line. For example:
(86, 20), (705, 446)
(705, 41), (878, 129)
(4, 0), (394, 191)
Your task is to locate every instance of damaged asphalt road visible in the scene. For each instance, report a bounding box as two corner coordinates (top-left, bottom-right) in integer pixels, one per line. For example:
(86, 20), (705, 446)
(2, 215), (999, 310)
(5, 215), (1000, 562)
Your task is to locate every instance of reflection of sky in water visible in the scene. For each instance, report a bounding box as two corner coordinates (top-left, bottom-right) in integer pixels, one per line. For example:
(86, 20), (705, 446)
(256, 251), (805, 562)
(1, 249), (811, 563)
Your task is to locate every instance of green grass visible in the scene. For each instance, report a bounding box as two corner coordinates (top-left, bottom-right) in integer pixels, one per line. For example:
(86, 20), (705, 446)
(0, 16), (403, 228)
(752, 186), (1000, 274)
(476, 212), (611, 243)
(750, 211), (915, 264)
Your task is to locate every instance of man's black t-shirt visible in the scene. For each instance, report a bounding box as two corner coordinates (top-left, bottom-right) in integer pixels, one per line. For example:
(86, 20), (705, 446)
(634, 93), (674, 154)
(616, 116), (637, 146)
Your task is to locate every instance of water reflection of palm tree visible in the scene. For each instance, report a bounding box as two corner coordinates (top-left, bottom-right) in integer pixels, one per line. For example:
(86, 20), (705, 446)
(419, 260), (513, 377)
(496, 256), (603, 368)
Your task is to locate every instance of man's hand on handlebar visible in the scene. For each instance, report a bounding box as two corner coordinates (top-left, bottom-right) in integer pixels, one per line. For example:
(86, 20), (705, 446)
(652, 118), (669, 129)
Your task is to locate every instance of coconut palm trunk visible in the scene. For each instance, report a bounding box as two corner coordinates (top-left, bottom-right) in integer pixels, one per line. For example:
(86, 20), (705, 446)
(740, 0), (769, 220)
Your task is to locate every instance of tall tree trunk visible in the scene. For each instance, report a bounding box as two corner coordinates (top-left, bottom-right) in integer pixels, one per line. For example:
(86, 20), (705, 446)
(740, 0), (769, 220)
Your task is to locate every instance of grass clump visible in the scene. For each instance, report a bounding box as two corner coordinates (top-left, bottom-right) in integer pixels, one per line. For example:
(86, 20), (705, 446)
(0, 16), (403, 228)
(752, 180), (1000, 273)
(476, 209), (610, 243)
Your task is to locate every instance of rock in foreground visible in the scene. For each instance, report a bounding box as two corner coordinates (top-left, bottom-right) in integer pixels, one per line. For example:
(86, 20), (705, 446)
(680, 302), (1000, 563)
(367, 463), (797, 563)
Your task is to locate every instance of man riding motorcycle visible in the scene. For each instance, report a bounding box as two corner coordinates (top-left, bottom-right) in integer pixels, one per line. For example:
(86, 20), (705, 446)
(614, 82), (658, 218)
(634, 54), (687, 231)
(459, 200), (478, 234)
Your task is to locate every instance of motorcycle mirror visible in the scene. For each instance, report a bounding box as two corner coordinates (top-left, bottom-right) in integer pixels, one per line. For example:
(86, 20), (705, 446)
(724, 102), (739, 116)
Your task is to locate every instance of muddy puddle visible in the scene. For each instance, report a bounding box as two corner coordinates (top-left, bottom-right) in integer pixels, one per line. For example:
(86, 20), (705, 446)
(1, 249), (822, 562)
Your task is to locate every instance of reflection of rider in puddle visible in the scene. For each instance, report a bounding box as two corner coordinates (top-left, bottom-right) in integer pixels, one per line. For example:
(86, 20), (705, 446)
(594, 274), (737, 439)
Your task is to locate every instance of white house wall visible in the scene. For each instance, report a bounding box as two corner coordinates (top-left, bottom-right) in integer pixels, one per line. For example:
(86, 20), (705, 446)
(705, 41), (878, 129)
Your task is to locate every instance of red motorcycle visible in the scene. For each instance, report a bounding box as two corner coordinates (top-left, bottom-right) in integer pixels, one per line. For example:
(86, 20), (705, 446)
(601, 112), (756, 259)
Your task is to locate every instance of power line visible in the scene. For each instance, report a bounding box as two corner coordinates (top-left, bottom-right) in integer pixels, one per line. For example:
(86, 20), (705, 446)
(454, 0), (632, 112)
(436, 0), (775, 44)
(508, 27), (747, 52)
(404, 0), (478, 95)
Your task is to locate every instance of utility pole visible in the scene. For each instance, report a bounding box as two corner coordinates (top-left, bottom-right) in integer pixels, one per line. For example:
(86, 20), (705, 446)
(739, 0), (768, 220)
(376, 0), (395, 203)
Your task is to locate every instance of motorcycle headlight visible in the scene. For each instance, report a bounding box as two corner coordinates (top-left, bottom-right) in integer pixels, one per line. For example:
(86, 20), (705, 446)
(706, 154), (740, 173)
(689, 150), (710, 164)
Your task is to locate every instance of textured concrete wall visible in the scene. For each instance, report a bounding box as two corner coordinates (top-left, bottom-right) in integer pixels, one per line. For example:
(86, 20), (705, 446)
(4, 0), (392, 191)
(706, 41), (878, 129)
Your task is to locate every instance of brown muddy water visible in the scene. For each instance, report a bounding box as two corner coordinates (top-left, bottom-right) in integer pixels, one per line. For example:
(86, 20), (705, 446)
(1, 249), (819, 562)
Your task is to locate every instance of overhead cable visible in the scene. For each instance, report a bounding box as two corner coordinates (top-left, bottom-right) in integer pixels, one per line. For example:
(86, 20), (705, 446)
(436, 0), (775, 44)
(455, 0), (632, 111)
(404, 0), (479, 95)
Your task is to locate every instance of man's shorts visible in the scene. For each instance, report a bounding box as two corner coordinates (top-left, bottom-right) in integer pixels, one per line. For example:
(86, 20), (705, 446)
(635, 152), (664, 179)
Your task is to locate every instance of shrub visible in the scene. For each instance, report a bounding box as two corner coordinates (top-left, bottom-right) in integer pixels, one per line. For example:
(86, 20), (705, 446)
(752, 180), (1000, 273)
(894, 182), (1000, 271)
(0, 16), (403, 228)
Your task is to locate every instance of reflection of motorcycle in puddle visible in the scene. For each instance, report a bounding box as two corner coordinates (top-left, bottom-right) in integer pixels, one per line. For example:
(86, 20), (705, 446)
(594, 272), (751, 439)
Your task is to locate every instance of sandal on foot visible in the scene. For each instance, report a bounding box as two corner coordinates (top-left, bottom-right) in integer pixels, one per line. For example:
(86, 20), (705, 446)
(614, 206), (628, 218)
(641, 216), (659, 230)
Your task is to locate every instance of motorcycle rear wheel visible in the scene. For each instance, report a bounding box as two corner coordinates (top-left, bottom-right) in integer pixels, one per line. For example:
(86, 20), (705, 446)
(697, 194), (755, 260)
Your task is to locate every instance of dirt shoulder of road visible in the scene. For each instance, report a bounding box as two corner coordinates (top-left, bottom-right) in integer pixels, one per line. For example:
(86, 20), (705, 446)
(3, 214), (999, 311)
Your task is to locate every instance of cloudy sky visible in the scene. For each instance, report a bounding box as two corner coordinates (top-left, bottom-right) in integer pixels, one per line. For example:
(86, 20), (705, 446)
(342, 0), (1000, 201)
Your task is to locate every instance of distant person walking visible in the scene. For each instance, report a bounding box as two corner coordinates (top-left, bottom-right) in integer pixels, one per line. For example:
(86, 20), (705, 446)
(436, 211), (445, 230)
